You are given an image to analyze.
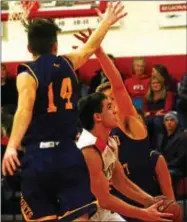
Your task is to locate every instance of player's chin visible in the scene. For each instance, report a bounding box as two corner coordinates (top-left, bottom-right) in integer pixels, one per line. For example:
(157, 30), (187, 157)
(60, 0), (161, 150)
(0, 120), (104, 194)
(110, 121), (118, 129)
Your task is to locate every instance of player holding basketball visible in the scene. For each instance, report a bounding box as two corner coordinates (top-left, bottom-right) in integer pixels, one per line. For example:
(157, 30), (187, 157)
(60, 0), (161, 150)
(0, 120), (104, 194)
(77, 93), (173, 221)
(96, 82), (175, 222)
(73, 10), (174, 222)
(2, 2), (126, 221)
(74, 36), (174, 222)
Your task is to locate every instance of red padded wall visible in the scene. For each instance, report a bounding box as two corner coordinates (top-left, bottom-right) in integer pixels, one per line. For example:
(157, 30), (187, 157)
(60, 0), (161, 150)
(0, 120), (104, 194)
(3, 54), (187, 84)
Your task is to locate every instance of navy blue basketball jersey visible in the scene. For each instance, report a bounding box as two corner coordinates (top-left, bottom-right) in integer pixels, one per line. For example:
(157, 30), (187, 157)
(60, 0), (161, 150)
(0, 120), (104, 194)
(17, 54), (79, 145)
(110, 128), (161, 204)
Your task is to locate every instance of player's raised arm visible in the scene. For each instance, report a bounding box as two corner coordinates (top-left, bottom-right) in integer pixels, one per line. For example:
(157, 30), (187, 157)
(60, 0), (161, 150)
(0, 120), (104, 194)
(95, 47), (137, 117)
(2, 73), (37, 176)
(65, 2), (126, 71)
(74, 29), (147, 139)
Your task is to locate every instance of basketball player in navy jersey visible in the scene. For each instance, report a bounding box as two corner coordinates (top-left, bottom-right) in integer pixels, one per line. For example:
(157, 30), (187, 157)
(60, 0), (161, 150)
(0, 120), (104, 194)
(2, 2), (127, 221)
(77, 92), (173, 221)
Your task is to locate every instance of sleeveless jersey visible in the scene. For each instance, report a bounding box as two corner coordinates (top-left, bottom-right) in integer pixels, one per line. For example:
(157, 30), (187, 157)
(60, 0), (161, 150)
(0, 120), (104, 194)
(77, 129), (118, 180)
(17, 54), (79, 145)
(110, 127), (161, 200)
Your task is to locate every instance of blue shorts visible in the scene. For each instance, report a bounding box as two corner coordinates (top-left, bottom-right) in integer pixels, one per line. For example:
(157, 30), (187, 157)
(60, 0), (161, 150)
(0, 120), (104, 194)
(20, 140), (97, 221)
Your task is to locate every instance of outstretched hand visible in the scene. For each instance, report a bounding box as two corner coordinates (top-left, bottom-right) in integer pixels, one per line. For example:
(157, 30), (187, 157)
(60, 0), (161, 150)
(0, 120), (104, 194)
(73, 28), (92, 45)
(96, 1), (127, 26)
(72, 1), (127, 49)
(143, 200), (173, 222)
(145, 195), (169, 208)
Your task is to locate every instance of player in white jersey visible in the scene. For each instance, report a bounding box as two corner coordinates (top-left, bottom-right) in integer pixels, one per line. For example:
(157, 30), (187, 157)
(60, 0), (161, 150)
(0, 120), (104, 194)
(77, 92), (173, 221)
(77, 128), (124, 221)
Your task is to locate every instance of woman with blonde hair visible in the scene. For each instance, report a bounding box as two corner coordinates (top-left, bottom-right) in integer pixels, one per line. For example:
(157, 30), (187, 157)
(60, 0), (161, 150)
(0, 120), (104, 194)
(144, 75), (174, 117)
(144, 75), (175, 149)
(152, 64), (177, 94)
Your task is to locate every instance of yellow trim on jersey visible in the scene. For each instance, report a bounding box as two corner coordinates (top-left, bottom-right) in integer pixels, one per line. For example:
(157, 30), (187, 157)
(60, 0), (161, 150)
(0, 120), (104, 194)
(63, 56), (79, 84)
(58, 200), (98, 220)
(21, 209), (57, 221)
(22, 63), (39, 88)
(150, 150), (156, 157)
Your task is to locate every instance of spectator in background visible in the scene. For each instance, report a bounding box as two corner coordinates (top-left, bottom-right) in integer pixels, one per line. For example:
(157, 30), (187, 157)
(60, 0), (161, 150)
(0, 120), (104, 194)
(1, 63), (18, 115)
(177, 73), (187, 130)
(152, 64), (178, 94)
(125, 57), (150, 98)
(88, 54), (124, 94)
(144, 75), (174, 149)
(156, 111), (187, 179)
(144, 75), (174, 117)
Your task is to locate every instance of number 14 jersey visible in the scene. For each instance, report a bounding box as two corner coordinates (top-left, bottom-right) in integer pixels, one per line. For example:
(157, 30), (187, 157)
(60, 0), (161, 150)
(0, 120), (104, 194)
(17, 54), (79, 146)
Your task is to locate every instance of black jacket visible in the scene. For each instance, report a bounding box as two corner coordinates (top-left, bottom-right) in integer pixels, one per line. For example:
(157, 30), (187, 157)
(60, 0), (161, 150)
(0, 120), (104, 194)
(156, 128), (187, 176)
(179, 73), (187, 101)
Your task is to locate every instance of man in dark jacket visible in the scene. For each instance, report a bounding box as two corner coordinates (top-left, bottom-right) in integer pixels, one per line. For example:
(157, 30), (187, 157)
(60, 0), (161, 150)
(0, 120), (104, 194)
(156, 111), (187, 177)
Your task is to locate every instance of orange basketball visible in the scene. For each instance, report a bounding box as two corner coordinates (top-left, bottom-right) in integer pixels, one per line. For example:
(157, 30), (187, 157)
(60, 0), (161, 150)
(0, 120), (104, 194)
(158, 199), (183, 222)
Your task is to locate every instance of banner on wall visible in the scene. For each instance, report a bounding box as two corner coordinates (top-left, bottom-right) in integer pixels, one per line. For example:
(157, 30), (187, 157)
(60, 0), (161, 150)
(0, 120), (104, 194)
(159, 1), (187, 27)
(55, 16), (120, 33)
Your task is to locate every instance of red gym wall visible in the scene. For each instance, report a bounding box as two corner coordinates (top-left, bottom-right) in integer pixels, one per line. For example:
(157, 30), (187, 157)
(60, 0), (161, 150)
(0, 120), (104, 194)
(3, 54), (187, 84)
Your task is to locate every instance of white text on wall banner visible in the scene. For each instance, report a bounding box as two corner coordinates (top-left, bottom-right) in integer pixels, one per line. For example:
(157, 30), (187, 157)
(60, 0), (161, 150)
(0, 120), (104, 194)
(159, 2), (187, 28)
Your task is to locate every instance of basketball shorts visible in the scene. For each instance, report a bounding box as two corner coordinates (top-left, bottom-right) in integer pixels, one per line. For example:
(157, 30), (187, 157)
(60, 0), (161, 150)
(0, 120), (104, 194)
(90, 208), (125, 221)
(20, 140), (97, 221)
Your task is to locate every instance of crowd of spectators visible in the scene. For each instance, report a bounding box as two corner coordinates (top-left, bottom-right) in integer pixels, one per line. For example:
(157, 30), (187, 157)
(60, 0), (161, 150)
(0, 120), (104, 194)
(1, 58), (187, 219)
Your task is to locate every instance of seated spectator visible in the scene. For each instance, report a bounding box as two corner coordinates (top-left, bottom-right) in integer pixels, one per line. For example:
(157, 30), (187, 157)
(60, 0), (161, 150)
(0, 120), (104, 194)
(177, 73), (187, 130)
(1, 63), (18, 115)
(144, 75), (175, 149)
(156, 111), (187, 177)
(144, 75), (174, 117)
(152, 64), (178, 94)
(88, 54), (124, 94)
(125, 57), (150, 98)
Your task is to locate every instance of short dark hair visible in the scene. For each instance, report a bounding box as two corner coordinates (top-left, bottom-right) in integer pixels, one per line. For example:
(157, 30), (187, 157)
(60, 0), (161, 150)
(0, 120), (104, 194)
(107, 54), (115, 61)
(78, 92), (107, 130)
(1, 63), (7, 70)
(153, 64), (171, 82)
(96, 82), (111, 93)
(23, 18), (61, 55)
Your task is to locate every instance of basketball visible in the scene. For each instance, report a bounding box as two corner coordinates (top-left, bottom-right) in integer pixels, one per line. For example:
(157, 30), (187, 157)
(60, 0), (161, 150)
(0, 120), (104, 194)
(158, 199), (183, 222)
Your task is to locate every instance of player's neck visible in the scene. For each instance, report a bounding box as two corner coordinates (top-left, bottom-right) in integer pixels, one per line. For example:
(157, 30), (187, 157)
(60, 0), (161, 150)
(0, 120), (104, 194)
(33, 55), (40, 61)
(90, 125), (110, 143)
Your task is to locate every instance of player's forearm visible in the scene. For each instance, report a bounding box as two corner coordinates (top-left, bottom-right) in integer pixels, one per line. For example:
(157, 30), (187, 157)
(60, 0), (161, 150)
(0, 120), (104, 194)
(72, 21), (111, 70)
(95, 47), (124, 89)
(99, 193), (146, 219)
(81, 21), (110, 57)
(7, 108), (32, 150)
(95, 47), (138, 118)
(156, 160), (175, 200)
(114, 177), (153, 206)
(160, 180), (175, 200)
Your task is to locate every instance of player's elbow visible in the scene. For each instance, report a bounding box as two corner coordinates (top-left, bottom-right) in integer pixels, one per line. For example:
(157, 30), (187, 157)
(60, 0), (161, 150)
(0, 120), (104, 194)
(16, 107), (33, 117)
(96, 193), (114, 210)
(98, 199), (110, 209)
(17, 105), (34, 113)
